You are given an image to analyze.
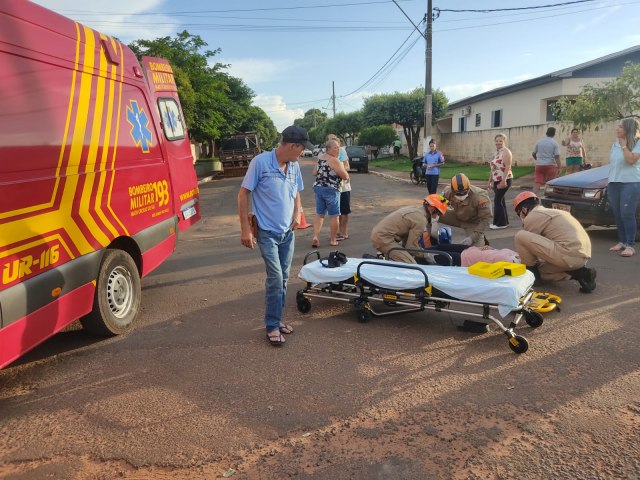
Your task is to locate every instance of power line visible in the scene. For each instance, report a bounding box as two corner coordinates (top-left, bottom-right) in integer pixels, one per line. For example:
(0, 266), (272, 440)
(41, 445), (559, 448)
(339, 24), (423, 98)
(56, 0), (414, 16)
(435, 0), (594, 14)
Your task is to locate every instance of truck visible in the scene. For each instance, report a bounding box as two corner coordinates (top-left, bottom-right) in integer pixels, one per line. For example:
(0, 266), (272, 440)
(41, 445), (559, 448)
(219, 132), (261, 177)
(0, 2), (201, 368)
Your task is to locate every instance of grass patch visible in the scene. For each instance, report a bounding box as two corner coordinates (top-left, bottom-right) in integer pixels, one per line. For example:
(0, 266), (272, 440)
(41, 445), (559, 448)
(370, 156), (533, 180)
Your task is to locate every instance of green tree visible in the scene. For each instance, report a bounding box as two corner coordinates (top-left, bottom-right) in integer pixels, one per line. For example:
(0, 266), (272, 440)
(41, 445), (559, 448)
(294, 108), (328, 132)
(323, 111), (363, 145)
(129, 31), (256, 153)
(358, 125), (397, 158)
(362, 88), (448, 159)
(553, 63), (640, 131)
(237, 106), (279, 150)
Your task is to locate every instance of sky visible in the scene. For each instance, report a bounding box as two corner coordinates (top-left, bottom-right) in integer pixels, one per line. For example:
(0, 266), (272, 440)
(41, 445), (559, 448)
(32, 0), (640, 132)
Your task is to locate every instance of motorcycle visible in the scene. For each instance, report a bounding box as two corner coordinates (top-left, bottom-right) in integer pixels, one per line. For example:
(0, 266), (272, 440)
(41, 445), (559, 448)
(410, 157), (427, 185)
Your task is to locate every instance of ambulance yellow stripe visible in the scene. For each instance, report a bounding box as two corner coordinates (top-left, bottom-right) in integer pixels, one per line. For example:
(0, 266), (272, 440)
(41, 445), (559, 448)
(58, 25), (96, 254)
(78, 27), (110, 246)
(0, 235), (74, 263)
(106, 39), (129, 235)
(94, 35), (121, 238)
(0, 23), (81, 220)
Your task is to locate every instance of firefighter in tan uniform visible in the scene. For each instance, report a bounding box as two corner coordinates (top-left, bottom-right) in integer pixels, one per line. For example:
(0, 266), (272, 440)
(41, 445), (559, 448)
(371, 195), (448, 263)
(441, 173), (493, 247)
(513, 191), (596, 293)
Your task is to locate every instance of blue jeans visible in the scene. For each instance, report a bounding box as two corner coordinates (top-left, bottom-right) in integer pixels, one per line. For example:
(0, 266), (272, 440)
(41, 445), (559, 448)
(608, 182), (640, 246)
(257, 228), (295, 333)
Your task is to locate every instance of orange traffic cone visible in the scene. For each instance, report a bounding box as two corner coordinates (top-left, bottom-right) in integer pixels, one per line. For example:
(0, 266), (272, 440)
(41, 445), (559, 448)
(298, 207), (312, 229)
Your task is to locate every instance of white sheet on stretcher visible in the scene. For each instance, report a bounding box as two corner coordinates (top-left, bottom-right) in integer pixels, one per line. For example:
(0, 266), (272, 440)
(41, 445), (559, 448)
(298, 258), (535, 318)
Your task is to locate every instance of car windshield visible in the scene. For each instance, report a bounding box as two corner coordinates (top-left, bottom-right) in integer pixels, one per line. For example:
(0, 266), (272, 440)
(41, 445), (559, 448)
(346, 146), (366, 156)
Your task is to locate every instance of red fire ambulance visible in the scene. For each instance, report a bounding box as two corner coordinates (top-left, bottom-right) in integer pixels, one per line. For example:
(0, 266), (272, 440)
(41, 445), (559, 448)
(0, 2), (201, 367)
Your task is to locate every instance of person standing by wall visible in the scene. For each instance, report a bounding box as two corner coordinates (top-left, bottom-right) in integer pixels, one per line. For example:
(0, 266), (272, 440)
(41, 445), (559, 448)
(422, 139), (445, 195)
(532, 127), (561, 194)
(311, 139), (350, 248)
(393, 138), (402, 158)
(607, 117), (640, 258)
(237, 125), (310, 346)
(487, 133), (513, 230)
(561, 128), (588, 175)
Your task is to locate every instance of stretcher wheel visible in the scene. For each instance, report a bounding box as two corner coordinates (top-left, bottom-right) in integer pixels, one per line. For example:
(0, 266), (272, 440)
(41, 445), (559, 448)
(508, 335), (529, 354)
(297, 297), (311, 314)
(522, 310), (544, 328)
(354, 301), (370, 323)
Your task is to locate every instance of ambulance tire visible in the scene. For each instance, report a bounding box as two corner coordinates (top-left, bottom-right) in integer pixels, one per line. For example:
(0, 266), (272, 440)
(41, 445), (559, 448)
(81, 249), (141, 336)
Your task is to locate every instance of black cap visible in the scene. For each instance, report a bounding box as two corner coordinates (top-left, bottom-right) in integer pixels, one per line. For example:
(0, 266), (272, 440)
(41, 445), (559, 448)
(281, 125), (314, 149)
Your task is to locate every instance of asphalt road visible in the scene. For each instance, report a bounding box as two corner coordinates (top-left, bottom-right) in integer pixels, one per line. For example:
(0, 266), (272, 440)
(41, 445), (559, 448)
(1, 158), (638, 479)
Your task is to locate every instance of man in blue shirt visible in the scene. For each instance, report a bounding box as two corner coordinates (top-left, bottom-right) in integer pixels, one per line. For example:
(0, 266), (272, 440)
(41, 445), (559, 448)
(238, 125), (310, 346)
(422, 139), (445, 194)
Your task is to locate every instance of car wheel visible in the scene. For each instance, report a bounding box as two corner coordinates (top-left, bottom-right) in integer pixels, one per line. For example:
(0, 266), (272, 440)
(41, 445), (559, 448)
(363, 166), (369, 173)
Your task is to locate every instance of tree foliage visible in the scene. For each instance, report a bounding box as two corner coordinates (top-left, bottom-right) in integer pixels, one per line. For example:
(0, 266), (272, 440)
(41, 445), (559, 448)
(129, 30), (275, 151)
(358, 125), (397, 152)
(362, 88), (448, 159)
(553, 63), (640, 131)
(294, 108), (328, 132)
(323, 111), (363, 144)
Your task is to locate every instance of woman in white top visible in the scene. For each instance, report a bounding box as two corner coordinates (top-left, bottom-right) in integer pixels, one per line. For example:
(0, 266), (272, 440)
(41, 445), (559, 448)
(561, 128), (588, 175)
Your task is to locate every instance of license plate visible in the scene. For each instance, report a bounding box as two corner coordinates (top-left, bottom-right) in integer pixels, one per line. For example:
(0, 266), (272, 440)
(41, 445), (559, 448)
(552, 203), (571, 212)
(182, 205), (197, 220)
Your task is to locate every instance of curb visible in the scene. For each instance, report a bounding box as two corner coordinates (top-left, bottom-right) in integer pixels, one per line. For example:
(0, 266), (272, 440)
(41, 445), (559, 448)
(368, 168), (533, 190)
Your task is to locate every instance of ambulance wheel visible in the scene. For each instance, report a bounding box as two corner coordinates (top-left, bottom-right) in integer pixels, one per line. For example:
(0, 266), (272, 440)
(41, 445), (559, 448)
(523, 310), (544, 328)
(297, 297), (311, 314)
(508, 335), (529, 354)
(81, 249), (141, 336)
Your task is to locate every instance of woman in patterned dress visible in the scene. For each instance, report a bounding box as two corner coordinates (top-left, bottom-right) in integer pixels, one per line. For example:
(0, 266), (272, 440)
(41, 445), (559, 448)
(487, 133), (513, 229)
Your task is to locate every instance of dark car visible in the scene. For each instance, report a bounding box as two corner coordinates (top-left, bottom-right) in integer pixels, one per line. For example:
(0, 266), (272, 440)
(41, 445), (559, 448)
(345, 145), (369, 173)
(540, 164), (640, 239)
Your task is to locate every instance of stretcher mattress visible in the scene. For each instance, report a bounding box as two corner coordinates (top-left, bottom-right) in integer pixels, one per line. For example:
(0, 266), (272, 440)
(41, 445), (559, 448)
(298, 258), (535, 317)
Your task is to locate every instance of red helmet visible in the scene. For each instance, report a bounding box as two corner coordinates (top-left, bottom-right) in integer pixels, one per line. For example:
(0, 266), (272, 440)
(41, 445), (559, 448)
(513, 191), (538, 211)
(423, 194), (449, 215)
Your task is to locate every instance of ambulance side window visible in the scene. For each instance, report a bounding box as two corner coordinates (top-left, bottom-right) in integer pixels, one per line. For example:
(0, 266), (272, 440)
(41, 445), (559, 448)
(158, 98), (185, 141)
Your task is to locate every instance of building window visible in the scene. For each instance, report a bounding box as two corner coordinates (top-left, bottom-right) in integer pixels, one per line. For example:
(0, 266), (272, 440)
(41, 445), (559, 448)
(459, 117), (466, 132)
(491, 109), (502, 128)
(475, 113), (481, 127)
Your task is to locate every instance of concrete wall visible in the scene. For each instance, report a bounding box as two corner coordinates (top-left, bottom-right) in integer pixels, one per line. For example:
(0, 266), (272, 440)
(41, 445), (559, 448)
(436, 120), (618, 167)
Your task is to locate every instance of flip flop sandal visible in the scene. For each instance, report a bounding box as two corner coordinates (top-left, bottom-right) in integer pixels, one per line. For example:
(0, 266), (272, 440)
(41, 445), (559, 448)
(311, 239), (319, 248)
(620, 247), (635, 257)
(609, 242), (625, 251)
(279, 324), (294, 334)
(266, 332), (285, 346)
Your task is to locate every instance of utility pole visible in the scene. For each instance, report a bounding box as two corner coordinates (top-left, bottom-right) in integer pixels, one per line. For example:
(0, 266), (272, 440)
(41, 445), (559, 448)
(423, 0), (432, 151)
(332, 81), (336, 117)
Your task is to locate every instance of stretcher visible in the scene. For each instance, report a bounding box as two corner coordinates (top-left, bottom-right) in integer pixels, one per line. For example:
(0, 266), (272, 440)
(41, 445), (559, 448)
(296, 251), (548, 354)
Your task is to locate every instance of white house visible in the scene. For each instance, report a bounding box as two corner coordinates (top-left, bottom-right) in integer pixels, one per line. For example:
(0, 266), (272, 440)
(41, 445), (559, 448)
(435, 45), (640, 165)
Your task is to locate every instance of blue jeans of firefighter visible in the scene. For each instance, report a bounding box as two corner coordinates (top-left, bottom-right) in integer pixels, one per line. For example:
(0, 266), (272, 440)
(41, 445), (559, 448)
(257, 228), (295, 333)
